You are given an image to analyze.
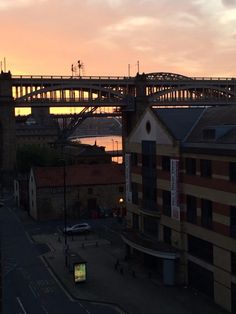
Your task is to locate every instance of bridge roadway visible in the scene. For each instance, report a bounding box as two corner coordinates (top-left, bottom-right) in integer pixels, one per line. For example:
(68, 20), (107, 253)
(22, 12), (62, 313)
(10, 72), (236, 109)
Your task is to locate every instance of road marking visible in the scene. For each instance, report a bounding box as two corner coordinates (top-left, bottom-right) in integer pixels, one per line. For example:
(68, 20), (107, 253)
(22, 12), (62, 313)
(41, 304), (49, 314)
(29, 282), (39, 298)
(16, 297), (27, 314)
(39, 256), (91, 313)
(3, 258), (17, 277)
(39, 256), (74, 302)
(25, 232), (34, 244)
(102, 225), (119, 235)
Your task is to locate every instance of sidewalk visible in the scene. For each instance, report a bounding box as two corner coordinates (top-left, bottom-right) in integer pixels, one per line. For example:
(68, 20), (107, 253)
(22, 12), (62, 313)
(32, 231), (228, 314)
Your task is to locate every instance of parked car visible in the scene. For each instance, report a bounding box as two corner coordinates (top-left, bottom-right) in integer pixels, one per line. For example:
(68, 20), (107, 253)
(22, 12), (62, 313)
(0, 201), (4, 207)
(63, 223), (91, 235)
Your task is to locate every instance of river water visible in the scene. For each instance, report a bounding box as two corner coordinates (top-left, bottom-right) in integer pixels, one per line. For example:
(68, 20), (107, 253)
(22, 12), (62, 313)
(72, 135), (123, 163)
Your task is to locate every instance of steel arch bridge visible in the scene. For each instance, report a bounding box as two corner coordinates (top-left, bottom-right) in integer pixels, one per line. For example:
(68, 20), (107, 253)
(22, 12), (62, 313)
(12, 72), (236, 109)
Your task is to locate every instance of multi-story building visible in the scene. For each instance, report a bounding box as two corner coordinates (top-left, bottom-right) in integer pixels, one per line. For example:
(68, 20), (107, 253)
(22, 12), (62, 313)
(123, 105), (236, 313)
(15, 107), (59, 147)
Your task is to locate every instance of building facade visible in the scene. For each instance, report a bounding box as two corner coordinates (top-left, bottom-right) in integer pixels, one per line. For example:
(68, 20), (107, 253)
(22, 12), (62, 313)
(29, 163), (124, 221)
(123, 106), (236, 313)
(15, 107), (59, 148)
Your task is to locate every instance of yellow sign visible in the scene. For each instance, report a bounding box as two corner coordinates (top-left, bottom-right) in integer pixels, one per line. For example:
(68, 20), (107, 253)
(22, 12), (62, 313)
(74, 263), (86, 283)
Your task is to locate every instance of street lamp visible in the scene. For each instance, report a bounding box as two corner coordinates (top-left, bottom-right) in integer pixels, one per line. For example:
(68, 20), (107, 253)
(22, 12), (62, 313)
(62, 159), (68, 267)
(111, 139), (114, 161)
(118, 197), (124, 223)
(115, 140), (119, 163)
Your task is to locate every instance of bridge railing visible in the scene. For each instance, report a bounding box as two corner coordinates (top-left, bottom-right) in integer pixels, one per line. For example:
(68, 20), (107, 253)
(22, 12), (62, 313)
(147, 76), (236, 81)
(12, 75), (134, 80)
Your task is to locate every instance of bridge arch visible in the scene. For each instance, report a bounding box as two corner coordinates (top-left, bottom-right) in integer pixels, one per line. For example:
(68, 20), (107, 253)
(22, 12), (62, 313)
(148, 83), (236, 104)
(15, 84), (126, 103)
(145, 72), (192, 81)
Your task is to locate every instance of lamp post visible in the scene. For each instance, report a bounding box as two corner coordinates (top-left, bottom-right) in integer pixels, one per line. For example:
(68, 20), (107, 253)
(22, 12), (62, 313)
(62, 159), (68, 267)
(115, 140), (119, 163)
(111, 139), (114, 162)
(118, 197), (124, 223)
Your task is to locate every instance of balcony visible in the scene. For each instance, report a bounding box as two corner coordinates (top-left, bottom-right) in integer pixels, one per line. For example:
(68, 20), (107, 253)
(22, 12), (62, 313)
(122, 228), (179, 259)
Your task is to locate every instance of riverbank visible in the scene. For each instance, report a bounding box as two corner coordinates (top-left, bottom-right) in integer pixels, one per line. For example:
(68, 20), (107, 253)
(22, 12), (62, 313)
(71, 117), (121, 138)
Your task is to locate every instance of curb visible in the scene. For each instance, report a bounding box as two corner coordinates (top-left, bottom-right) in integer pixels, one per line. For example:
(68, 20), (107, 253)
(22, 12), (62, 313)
(42, 255), (128, 314)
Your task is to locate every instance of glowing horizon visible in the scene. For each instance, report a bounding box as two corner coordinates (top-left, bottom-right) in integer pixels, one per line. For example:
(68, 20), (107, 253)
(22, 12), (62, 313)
(1, 0), (236, 78)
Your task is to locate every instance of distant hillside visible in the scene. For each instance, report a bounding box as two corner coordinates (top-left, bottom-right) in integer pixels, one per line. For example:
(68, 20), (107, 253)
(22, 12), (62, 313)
(71, 117), (122, 138)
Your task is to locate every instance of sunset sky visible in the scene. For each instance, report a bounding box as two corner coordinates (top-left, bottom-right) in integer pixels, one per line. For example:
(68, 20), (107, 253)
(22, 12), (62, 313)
(1, 0), (236, 77)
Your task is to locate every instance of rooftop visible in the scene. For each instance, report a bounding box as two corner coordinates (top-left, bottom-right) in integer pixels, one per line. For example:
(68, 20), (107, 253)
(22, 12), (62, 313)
(33, 163), (124, 188)
(152, 107), (204, 140)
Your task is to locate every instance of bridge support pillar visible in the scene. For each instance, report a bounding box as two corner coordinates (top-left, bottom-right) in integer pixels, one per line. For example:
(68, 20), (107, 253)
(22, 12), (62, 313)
(0, 72), (16, 189)
(122, 73), (149, 139)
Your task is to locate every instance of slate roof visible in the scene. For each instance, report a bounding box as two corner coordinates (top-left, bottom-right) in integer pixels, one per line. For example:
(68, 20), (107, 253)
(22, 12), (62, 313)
(152, 107), (205, 140)
(33, 163), (124, 188)
(185, 106), (236, 144)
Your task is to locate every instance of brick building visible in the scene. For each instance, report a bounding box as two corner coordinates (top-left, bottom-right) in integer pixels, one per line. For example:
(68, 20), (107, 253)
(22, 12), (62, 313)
(29, 163), (124, 221)
(123, 106), (236, 313)
(15, 107), (59, 147)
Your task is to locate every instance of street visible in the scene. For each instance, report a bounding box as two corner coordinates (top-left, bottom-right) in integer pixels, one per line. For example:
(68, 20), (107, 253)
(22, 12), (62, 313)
(0, 199), (123, 314)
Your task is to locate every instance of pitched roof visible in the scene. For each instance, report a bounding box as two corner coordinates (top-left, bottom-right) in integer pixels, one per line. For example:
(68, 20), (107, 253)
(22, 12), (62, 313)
(152, 108), (205, 140)
(185, 106), (236, 144)
(33, 163), (124, 188)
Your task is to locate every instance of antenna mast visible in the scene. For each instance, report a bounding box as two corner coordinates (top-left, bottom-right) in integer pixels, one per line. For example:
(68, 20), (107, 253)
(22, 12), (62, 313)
(71, 59), (84, 77)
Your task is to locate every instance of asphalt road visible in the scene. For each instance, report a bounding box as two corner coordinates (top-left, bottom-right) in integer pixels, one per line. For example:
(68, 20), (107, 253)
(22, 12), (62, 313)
(0, 202), (123, 314)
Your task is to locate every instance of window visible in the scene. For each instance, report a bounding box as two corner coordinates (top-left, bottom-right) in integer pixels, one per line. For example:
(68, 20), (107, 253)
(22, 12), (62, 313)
(142, 141), (156, 169)
(186, 195), (197, 224)
(230, 206), (236, 238)
(162, 190), (171, 217)
(133, 213), (139, 230)
(230, 162), (236, 182)
(185, 158), (196, 175)
(188, 235), (213, 263)
(119, 186), (124, 193)
(200, 159), (212, 177)
(232, 282), (236, 314)
(163, 226), (171, 245)
(162, 156), (170, 171)
(201, 199), (212, 229)
(131, 152), (138, 167)
(143, 216), (159, 238)
(188, 261), (214, 298)
(232, 251), (236, 276)
(143, 177), (156, 202)
(88, 188), (93, 195)
(131, 182), (139, 205)
(142, 141), (157, 212)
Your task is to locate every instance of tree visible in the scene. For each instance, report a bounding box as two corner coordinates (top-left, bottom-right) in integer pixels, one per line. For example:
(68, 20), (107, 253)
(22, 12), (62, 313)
(16, 145), (62, 173)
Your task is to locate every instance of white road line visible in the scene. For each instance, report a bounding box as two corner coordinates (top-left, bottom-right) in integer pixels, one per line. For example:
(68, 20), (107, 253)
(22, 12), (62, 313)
(39, 256), (91, 313)
(16, 297), (27, 314)
(102, 225), (119, 235)
(25, 232), (34, 244)
(39, 256), (74, 302)
(41, 304), (49, 314)
(29, 282), (39, 298)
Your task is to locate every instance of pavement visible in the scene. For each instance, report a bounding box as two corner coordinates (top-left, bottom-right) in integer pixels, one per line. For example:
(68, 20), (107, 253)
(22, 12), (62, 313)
(31, 228), (229, 314)
(7, 199), (229, 314)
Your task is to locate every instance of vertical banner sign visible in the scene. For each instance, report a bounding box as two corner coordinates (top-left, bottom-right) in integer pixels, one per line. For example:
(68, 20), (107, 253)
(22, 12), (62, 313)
(170, 159), (180, 220)
(125, 153), (132, 203)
